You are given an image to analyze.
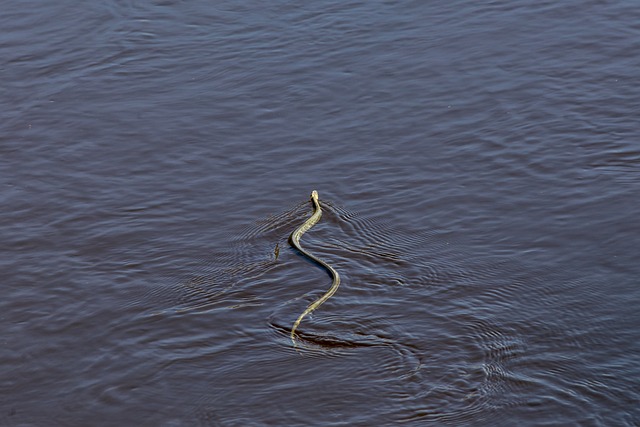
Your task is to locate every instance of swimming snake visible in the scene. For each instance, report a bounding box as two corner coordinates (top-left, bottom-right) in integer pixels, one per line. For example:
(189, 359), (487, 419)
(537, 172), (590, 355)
(289, 190), (341, 345)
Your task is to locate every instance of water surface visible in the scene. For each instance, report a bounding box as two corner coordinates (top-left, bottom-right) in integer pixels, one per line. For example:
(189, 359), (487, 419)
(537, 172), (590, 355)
(2, 1), (639, 425)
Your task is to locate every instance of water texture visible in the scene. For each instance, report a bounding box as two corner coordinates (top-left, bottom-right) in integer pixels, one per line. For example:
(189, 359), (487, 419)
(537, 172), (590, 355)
(2, 1), (639, 426)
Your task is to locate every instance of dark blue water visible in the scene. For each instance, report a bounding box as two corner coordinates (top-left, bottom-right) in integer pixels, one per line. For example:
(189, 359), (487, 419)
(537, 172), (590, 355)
(2, 1), (639, 425)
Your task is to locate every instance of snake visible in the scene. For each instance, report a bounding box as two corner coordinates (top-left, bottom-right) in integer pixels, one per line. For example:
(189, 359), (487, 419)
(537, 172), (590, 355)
(289, 190), (341, 345)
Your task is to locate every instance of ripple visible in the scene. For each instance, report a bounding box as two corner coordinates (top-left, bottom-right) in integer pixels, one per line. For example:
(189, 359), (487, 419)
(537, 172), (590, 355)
(136, 200), (310, 317)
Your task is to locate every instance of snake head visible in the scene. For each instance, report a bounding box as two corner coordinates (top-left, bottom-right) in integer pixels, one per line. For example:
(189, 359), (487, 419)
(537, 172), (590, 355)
(311, 190), (319, 202)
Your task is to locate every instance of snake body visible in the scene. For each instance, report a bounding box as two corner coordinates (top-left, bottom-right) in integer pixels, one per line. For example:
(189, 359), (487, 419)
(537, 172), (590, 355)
(289, 190), (341, 344)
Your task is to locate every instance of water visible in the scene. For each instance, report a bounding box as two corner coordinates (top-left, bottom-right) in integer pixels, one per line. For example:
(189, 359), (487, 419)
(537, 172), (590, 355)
(2, 1), (639, 425)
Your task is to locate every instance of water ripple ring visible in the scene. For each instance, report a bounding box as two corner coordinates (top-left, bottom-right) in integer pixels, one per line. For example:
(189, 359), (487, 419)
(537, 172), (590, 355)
(289, 190), (341, 345)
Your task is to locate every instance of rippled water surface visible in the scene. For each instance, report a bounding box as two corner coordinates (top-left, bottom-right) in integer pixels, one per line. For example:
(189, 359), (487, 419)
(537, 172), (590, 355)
(2, 1), (640, 426)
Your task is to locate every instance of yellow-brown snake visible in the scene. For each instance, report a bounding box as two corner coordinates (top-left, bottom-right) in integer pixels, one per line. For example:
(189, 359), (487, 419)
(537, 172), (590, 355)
(289, 190), (341, 345)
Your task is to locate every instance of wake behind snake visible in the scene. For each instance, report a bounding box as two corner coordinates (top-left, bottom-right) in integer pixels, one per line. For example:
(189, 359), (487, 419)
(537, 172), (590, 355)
(289, 190), (341, 345)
